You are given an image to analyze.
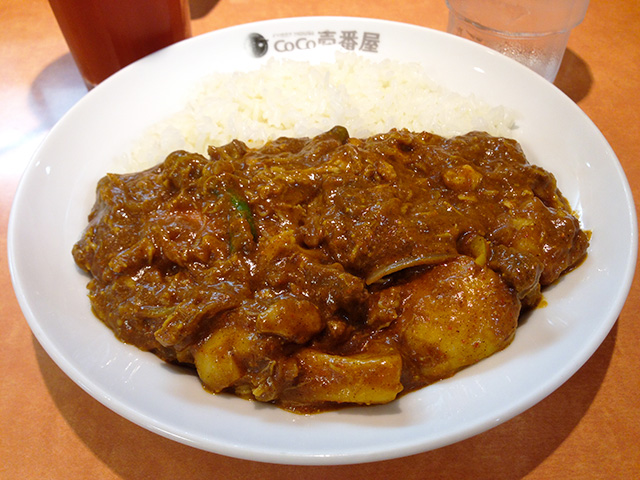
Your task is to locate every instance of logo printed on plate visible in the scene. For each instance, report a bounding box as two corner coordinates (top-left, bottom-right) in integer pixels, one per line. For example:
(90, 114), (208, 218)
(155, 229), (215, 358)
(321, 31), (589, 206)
(248, 29), (382, 57)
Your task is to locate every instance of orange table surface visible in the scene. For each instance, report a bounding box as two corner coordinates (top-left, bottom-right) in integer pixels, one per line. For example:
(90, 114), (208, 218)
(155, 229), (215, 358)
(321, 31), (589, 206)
(2, 0), (639, 478)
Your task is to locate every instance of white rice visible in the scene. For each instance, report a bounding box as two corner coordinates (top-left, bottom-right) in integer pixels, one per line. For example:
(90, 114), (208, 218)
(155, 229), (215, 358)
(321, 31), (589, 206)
(120, 52), (516, 171)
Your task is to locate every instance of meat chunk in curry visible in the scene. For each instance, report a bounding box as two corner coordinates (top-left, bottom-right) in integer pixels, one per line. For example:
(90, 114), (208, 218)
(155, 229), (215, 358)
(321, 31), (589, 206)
(72, 127), (589, 413)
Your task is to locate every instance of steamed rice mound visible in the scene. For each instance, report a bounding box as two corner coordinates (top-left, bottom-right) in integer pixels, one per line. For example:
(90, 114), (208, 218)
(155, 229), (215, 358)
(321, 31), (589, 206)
(121, 52), (516, 171)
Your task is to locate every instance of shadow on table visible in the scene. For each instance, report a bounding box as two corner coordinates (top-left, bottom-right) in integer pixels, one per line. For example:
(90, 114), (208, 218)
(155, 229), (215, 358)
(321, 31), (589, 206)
(28, 53), (87, 131)
(554, 48), (593, 103)
(189, 0), (220, 20)
(34, 319), (617, 480)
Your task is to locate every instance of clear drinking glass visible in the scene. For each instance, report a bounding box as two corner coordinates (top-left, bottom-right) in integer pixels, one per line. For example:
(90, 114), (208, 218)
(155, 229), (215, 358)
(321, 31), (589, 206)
(445, 0), (589, 82)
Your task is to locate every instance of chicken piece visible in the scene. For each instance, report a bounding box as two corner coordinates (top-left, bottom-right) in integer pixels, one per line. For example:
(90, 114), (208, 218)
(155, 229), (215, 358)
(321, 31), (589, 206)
(256, 230), (368, 319)
(192, 308), (292, 402)
(375, 255), (520, 388)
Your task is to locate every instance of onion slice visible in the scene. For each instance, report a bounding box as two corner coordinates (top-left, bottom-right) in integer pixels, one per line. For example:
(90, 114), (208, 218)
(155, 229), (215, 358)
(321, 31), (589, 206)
(365, 253), (456, 285)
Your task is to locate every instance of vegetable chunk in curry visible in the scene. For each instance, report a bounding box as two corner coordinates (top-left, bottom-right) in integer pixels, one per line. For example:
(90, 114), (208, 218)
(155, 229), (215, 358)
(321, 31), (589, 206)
(72, 127), (589, 413)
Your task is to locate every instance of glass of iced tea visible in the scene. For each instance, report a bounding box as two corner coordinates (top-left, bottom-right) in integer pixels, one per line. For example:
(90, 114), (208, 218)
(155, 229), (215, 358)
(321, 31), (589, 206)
(48, 0), (192, 89)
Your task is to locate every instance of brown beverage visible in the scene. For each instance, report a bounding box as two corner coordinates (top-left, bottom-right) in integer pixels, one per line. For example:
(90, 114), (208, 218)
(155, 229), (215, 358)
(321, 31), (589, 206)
(48, 0), (191, 89)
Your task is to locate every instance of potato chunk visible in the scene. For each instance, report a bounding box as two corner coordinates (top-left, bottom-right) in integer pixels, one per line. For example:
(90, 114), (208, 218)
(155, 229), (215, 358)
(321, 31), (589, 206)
(385, 256), (520, 385)
(193, 323), (248, 393)
(256, 295), (324, 344)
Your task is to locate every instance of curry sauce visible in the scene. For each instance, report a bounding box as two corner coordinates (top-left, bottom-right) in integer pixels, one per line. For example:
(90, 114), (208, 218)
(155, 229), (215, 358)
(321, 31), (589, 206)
(72, 127), (589, 412)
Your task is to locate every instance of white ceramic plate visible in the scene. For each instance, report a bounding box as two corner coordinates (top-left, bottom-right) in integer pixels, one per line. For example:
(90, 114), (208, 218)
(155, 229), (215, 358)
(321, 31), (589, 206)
(8, 17), (637, 465)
